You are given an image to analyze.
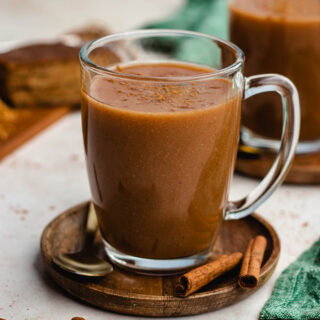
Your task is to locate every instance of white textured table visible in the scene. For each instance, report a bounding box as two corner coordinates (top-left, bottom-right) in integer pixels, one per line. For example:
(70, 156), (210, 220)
(0, 1), (319, 319)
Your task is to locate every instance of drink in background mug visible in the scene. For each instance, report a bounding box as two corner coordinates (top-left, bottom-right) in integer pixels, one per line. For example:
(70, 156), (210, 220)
(229, 0), (320, 154)
(80, 30), (300, 274)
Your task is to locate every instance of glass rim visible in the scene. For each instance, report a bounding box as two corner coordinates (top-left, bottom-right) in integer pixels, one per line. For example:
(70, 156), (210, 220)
(79, 29), (244, 82)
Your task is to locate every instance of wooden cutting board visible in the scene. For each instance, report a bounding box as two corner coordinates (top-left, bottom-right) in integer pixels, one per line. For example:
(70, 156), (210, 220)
(0, 106), (72, 160)
(41, 201), (280, 317)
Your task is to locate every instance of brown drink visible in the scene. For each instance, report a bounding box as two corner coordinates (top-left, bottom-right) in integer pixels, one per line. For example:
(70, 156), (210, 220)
(230, 0), (320, 141)
(82, 62), (241, 259)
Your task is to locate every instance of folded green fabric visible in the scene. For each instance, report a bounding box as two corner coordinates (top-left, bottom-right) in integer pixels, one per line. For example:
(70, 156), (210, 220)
(260, 238), (320, 320)
(144, 0), (228, 67)
(145, 0), (228, 40)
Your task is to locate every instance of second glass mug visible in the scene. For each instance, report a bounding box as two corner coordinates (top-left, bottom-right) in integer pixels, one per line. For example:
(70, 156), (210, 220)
(229, 0), (320, 154)
(80, 30), (300, 274)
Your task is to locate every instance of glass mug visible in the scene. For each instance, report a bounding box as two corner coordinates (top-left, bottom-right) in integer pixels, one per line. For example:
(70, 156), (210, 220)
(80, 30), (300, 274)
(229, 0), (320, 154)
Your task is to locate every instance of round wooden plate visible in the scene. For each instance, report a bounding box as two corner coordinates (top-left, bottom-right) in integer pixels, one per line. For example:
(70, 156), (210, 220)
(41, 202), (280, 317)
(236, 150), (320, 184)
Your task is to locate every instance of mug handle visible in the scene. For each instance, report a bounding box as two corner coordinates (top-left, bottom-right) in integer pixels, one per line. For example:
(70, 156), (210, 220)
(225, 74), (300, 220)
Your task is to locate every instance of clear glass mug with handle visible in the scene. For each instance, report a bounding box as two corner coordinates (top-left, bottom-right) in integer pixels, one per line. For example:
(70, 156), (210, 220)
(229, 0), (318, 154)
(80, 30), (300, 275)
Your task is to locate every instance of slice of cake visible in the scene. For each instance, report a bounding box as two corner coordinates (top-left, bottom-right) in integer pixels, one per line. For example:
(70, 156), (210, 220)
(0, 27), (119, 108)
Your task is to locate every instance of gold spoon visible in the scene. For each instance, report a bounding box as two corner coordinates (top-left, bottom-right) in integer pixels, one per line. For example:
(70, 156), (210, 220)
(53, 202), (113, 277)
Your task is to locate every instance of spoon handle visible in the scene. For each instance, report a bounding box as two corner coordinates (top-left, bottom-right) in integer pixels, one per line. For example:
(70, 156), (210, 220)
(84, 202), (99, 248)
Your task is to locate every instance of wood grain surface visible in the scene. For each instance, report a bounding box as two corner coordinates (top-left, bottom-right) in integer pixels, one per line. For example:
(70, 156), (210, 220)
(0, 106), (71, 161)
(236, 151), (320, 184)
(40, 201), (280, 317)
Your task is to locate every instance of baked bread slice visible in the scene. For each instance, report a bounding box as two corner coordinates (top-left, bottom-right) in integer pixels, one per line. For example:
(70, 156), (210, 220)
(0, 28), (119, 108)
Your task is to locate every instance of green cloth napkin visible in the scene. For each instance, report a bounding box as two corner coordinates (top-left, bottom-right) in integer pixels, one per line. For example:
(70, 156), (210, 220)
(144, 0), (228, 67)
(145, 0), (229, 40)
(260, 238), (320, 320)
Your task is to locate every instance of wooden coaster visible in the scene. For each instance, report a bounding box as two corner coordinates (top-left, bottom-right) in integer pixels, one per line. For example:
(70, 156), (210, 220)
(0, 106), (72, 160)
(236, 151), (320, 184)
(41, 202), (280, 317)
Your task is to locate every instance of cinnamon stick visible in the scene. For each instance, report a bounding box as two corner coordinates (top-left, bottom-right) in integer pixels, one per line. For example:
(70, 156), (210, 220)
(175, 252), (243, 297)
(238, 235), (267, 289)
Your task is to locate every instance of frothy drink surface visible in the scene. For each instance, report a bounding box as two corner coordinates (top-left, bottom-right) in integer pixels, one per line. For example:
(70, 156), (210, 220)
(82, 62), (241, 259)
